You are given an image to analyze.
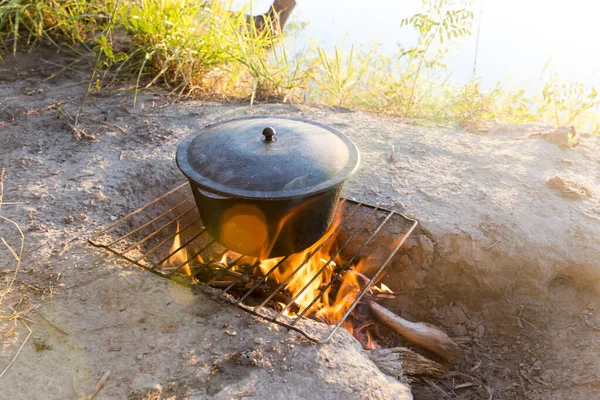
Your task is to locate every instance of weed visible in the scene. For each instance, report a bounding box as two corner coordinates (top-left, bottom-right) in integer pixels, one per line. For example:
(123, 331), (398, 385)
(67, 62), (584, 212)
(0, 0), (107, 53)
(314, 44), (369, 107)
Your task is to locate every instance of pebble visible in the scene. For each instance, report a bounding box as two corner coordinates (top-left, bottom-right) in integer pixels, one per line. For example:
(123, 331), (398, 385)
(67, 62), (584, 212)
(449, 305), (468, 325)
(254, 338), (263, 345)
(419, 235), (435, 255)
(452, 324), (468, 336)
(475, 324), (485, 338)
(399, 254), (411, 266)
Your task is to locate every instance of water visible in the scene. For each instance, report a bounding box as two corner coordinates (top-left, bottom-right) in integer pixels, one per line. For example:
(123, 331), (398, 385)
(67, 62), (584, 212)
(233, 0), (600, 92)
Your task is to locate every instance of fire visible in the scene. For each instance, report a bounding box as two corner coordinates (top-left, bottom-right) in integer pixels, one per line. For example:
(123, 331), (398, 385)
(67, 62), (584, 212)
(163, 221), (190, 275)
(373, 283), (393, 294)
(218, 253), (228, 265)
(364, 329), (379, 350)
(162, 211), (390, 350)
(257, 213), (343, 319)
(256, 209), (369, 328)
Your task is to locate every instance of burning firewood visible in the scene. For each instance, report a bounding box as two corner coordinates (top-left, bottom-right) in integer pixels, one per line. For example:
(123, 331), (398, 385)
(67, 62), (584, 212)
(369, 301), (463, 362)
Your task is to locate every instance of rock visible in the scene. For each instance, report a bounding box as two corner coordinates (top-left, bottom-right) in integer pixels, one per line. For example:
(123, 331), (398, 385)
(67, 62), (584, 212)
(415, 270), (427, 286)
(466, 320), (479, 331)
(544, 126), (577, 147)
(399, 254), (412, 267)
(475, 324), (485, 338)
(452, 324), (468, 336)
(448, 305), (468, 325)
(419, 235), (435, 255)
(546, 176), (592, 200)
(559, 158), (574, 165)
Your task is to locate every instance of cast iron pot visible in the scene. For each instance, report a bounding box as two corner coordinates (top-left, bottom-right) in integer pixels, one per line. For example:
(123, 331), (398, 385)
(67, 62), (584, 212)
(176, 116), (360, 259)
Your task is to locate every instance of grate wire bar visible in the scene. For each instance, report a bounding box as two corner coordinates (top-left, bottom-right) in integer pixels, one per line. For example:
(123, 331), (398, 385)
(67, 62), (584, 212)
(89, 183), (417, 343)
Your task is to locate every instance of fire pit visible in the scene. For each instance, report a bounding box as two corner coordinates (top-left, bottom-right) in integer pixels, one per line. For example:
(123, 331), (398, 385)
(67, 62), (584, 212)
(89, 182), (417, 343)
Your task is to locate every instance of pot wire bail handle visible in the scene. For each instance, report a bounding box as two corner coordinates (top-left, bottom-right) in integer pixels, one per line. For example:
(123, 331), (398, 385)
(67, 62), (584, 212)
(262, 126), (276, 142)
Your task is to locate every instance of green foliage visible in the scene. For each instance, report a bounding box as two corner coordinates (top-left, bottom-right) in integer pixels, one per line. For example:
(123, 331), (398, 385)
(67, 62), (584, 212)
(399, 0), (474, 114)
(118, 0), (243, 95)
(226, 8), (312, 104)
(314, 45), (369, 106)
(0, 0), (106, 52)
(536, 61), (600, 132)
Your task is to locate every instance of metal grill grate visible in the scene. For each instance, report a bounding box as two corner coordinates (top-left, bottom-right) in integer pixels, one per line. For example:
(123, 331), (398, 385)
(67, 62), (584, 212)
(89, 182), (417, 343)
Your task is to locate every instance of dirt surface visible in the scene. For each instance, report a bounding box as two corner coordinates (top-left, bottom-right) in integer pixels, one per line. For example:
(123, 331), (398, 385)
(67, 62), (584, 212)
(1, 49), (599, 399)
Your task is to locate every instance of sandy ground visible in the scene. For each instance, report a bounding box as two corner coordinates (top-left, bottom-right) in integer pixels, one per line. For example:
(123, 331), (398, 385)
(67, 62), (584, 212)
(1, 49), (599, 399)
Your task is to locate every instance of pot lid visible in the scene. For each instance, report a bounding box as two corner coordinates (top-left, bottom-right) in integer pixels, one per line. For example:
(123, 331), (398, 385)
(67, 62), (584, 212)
(176, 116), (360, 199)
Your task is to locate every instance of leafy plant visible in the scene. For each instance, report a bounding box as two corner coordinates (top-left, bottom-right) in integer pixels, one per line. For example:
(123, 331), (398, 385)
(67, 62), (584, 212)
(537, 60), (600, 132)
(0, 0), (107, 53)
(399, 0), (474, 114)
(226, 7), (312, 104)
(314, 44), (369, 106)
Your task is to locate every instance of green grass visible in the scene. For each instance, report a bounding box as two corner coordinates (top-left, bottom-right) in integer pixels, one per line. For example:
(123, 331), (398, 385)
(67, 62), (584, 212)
(0, 0), (107, 53)
(0, 0), (598, 134)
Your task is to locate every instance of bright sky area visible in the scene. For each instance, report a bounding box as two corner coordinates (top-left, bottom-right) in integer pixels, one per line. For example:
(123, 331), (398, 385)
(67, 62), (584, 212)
(232, 0), (599, 91)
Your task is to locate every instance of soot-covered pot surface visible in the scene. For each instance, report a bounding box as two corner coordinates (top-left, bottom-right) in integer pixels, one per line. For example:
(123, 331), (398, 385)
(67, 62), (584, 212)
(176, 116), (360, 258)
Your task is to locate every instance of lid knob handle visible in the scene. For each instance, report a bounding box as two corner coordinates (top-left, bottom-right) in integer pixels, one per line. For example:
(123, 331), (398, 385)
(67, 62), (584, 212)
(262, 127), (276, 142)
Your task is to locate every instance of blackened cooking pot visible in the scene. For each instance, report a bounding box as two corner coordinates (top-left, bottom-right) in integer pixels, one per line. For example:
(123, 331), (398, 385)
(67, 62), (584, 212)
(176, 116), (360, 259)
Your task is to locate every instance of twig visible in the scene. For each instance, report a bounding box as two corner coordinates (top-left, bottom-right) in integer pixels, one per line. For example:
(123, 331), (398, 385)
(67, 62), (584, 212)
(73, 370), (111, 400)
(66, 272), (113, 290)
(486, 385), (494, 400)
(81, 118), (127, 134)
(144, 310), (179, 319)
(504, 314), (551, 340)
(370, 301), (463, 362)
(36, 309), (70, 335)
(0, 215), (25, 300)
(0, 168), (4, 212)
(0, 320), (32, 380)
(424, 377), (450, 397)
(88, 370), (111, 400)
(486, 239), (500, 250)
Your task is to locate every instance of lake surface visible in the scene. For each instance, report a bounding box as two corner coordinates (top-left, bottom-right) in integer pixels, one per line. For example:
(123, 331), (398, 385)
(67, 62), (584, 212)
(233, 0), (600, 92)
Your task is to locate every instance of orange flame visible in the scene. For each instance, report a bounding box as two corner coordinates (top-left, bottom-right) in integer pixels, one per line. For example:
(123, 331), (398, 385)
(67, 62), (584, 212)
(364, 329), (379, 350)
(373, 283), (393, 294)
(163, 221), (190, 275)
(258, 210), (343, 318)
(162, 206), (391, 350)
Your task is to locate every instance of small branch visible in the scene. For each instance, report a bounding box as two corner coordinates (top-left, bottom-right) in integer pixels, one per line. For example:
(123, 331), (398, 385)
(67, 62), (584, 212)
(73, 370), (111, 400)
(87, 370), (111, 400)
(0, 320), (32, 380)
(504, 314), (551, 340)
(0, 201), (28, 206)
(36, 309), (71, 335)
(0, 168), (5, 212)
(0, 215), (25, 300)
(369, 301), (463, 362)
